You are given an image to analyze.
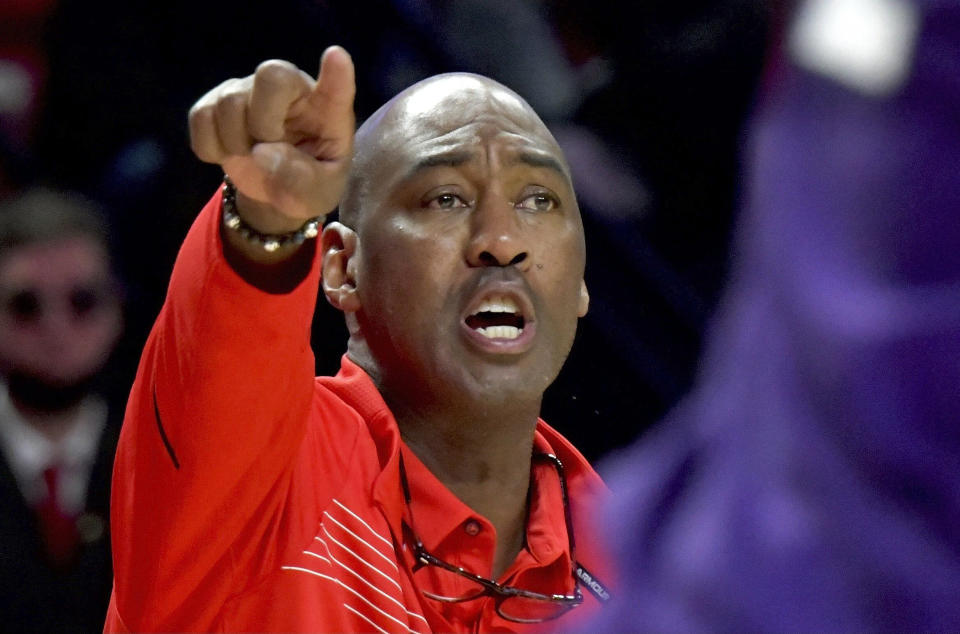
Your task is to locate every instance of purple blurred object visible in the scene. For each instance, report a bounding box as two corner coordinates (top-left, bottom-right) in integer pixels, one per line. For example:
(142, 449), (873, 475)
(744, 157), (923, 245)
(592, 1), (960, 631)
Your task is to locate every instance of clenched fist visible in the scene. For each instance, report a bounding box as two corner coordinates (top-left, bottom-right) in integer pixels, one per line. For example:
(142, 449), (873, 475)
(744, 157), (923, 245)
(188, 46), (355, 237)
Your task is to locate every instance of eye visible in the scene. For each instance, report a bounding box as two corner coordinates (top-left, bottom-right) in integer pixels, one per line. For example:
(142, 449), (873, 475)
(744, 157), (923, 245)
(70, 286), (104, 319)
(6, 290), (41, 323)
(516, 192), (558, 212)
(425, 193), (470, 210)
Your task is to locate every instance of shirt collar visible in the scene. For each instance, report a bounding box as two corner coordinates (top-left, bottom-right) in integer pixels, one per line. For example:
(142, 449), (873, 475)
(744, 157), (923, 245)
(319, 356), (406, 542)
(323, 356), (595, 574)
(0, 381), (54, 479)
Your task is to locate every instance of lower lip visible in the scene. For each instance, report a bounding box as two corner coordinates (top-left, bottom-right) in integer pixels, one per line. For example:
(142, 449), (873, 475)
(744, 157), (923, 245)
(460, 319), (537, 355)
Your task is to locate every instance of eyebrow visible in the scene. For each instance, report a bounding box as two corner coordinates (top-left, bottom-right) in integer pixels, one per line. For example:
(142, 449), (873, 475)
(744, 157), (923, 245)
(407, 149), (569, 181)
(507, 151), (568, 179)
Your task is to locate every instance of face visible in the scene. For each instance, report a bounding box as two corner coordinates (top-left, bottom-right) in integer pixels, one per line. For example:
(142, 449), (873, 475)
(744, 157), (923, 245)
(347, 75), (588, 411)
(0, 236), (121, 385)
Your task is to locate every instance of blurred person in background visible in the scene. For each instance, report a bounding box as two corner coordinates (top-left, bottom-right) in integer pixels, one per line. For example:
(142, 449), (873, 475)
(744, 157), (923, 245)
(591, 0), (960, 630)
(0, 187), (123, 633)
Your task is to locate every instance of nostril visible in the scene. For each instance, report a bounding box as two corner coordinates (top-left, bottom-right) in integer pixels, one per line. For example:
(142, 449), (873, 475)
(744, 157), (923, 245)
(508, 252), (527, 266)
(476, 251), (528, 267)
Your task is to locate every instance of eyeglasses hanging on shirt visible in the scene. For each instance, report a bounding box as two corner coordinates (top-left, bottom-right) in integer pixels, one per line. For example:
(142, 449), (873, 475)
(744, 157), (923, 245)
(399, 451), (610, 624)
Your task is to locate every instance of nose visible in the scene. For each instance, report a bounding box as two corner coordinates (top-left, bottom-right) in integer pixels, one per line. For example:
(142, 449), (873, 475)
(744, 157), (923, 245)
(466, 195), (530, 269)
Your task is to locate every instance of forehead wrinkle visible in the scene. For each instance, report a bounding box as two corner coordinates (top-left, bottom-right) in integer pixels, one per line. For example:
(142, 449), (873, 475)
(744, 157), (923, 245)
(405, 149), (475, 180)
(400, 117), (567, 173)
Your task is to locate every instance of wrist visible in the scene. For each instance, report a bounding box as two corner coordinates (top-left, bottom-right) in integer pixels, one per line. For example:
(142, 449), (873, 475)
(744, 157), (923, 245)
(232, 190), (304, 235)
(221, 176), (323, 253)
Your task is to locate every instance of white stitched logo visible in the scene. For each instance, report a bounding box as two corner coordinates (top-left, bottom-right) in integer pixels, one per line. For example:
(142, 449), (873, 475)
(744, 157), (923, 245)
(575, 565), (611, 602)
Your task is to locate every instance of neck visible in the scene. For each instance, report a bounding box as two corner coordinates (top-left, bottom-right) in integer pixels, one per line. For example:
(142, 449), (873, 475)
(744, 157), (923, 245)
(390, 391), (541, 578)
(346, 336), (544, 577)
(11, 397), (84, 443)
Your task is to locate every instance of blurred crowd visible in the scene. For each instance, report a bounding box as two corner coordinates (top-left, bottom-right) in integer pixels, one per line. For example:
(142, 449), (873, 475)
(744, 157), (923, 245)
(6, 0), (956, 631)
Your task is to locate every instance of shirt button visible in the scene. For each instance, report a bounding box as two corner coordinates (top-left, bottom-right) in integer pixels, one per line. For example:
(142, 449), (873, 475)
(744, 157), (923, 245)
(464, 520), (481, 536)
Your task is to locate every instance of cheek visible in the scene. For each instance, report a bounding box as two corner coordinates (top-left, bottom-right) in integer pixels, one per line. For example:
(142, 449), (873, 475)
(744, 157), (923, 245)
(75, 312), (122, 351)
(535, 247), (586, 338)
(535, 216), (585, 264)
(537, 229), (585, 290)
(362, 219), (463, 288)
(0, 322), (25, 366)
(0, 312), (121, 380)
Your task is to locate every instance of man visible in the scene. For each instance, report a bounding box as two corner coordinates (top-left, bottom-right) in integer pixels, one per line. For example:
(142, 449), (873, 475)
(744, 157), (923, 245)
(0, 187), (122, 632)
(106, 47), (612, 632)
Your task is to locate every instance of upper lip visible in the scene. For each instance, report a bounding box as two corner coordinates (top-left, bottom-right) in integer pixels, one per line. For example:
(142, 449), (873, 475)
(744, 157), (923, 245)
(460, 277), (536, 329)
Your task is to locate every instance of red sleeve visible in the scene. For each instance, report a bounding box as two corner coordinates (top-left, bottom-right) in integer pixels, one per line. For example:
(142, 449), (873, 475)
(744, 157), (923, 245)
(108, 189), (321, 631)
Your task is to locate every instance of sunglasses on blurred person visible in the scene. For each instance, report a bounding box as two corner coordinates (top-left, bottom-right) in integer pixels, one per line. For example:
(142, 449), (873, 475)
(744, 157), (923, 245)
(1, 282), (117, 326)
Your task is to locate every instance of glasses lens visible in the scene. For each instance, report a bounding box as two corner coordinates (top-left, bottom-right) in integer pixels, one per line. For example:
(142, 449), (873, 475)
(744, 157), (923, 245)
(414, 551), (581, 623)
(7, 290), (41, 323)
(3, 284), (109, 324)
(497, 594), (579, 623)
(69, 286), (102, 319)
(415, 559), (489, 603)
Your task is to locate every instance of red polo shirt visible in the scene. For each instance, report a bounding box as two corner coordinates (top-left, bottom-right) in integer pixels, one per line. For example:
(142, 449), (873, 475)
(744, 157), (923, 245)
(105, 190), (612, 632)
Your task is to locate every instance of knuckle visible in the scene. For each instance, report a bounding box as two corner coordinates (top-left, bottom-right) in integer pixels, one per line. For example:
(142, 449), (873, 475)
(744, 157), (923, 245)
(249, 119), (279, 142)
(215, 82), (248, 115)
(222, 137), (248, 156)
(248, 108), (281, 140)
(188, 95), (216, 125)
(187, 103), (205, 129)
(254, 59), (299, 87)
(190, 137), (217, 163)
(187, 109), (216, 159)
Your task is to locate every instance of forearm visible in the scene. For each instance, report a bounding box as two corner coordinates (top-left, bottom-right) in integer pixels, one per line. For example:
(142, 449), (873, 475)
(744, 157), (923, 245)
(112, 48), (355, 628)
(111, 188), (321, 629)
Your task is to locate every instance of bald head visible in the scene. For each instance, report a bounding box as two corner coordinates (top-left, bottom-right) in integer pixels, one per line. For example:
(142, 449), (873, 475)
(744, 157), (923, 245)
(339, 73), (570, 229)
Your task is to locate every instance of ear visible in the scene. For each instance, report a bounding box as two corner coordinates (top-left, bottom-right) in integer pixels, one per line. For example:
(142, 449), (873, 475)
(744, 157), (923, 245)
(321, 222), (360, 312)
(577, 279), (589, 317)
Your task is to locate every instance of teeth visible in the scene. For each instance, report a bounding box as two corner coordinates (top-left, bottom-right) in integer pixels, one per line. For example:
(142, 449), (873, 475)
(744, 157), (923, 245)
(477, 325), (522, 340)
(474, 296), (519, 315)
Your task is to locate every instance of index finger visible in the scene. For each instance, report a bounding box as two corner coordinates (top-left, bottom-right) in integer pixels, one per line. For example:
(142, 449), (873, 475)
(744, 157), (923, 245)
(311, 46), (356, 110)
(248, 59), (315, 142)
(288, 46), (356, 146)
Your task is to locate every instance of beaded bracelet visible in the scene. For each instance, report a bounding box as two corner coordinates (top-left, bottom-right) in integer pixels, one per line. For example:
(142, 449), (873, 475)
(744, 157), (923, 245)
(221, 176), (323, 253)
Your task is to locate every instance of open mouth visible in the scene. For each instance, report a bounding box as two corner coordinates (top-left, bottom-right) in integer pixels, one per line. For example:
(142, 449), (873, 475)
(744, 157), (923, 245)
(464, 295), (526, 340)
